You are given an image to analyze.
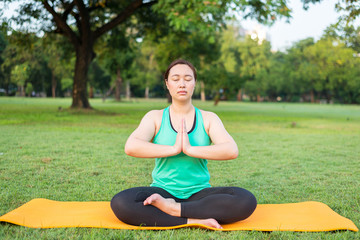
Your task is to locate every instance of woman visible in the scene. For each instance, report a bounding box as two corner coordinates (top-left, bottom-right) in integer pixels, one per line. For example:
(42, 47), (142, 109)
(111, 59), (257, 229)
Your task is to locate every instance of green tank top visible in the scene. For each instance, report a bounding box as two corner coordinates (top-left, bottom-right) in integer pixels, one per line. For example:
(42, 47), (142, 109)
(150, 106), (211, 199)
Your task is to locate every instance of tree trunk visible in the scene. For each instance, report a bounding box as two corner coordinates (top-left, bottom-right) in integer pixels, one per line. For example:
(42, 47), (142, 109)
(326, 91), (332, 104)
(237, 88), (242, 101)
(51, 69), (57, 98)
(126, 80), (131, 100)
(89, 86), (94, 98)
(214, 93), (220, 106)
(257, 94), (261, 102)
(310, 90), (315, 103)
(115, 68), (123, 101)
(71, 44), (93, 109)
(200, 81), (206, 102)
(146, 54), (153, 100)
(145, 86), (149, 99)
(19, 85), (24, 96)
(102, 84), (115, 102)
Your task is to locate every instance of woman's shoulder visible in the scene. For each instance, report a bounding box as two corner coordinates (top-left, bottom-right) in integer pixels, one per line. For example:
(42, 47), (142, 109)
(198, 109), (220, 121)
(146, 109), (167, 135)
(198, 109), (222, 132)
(145, 109), (164, 116)
(142, 109), (166, 131)
(142, 109), (165, 121)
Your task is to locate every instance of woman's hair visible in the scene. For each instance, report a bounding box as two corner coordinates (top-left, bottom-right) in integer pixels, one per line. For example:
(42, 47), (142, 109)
(164, 59), (197, 81)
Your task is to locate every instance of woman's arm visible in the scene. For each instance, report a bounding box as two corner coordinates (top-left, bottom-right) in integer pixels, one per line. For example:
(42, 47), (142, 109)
(124, 110), (182, 158)
(182, 111), (238, 160)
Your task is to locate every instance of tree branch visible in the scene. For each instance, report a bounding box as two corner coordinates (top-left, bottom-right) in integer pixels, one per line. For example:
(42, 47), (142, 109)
(74, 0), (92, 44)
(62, 1), (76, 21)
(42, 0), (79, 47)
(88, 5), (103, 13)
(93, 0), (157, 40)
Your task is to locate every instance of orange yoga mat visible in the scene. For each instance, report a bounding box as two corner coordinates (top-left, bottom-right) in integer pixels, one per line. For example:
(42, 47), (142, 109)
(0, 198), (358, 232)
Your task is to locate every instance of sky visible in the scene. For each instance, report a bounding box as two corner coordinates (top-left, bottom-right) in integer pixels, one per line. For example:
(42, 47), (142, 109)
(240, 0), (352, 51)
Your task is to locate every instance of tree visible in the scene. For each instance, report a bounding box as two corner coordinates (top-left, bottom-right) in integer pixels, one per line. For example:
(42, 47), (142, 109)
(284, 38), (316, 102)
(0, 30), (51, 96)
(88, 59), (111, 98)
(264, 51), (289, 101)
(11, 63), (29, 96)
(217, 23), (246, 101)
(131, 38), (161, 99)
(97, 28), (135, 101)
(42, 33), (74, 98)
(238, 36), (272, 101)
(0, 29), (8, 93)
(335, 0), (360, 23)
(1, 0), (322, 108)
(307, 38), (360, 103)
(323, 23), (360, 53)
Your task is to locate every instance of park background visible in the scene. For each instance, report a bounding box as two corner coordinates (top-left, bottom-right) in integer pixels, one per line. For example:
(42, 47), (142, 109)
(1, 0), (360, 239)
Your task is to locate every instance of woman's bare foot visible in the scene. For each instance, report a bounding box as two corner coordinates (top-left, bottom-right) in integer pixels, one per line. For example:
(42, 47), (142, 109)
(143, 193), (181, 217)
(143, 194), (222, 229)
(187, 218), (223, 229)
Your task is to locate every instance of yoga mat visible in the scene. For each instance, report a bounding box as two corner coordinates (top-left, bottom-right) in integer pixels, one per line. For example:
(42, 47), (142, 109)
(0, 198), (358, 232)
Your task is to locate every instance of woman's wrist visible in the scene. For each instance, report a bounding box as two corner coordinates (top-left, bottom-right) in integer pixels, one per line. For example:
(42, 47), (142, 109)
(171, 145), (182, 156)
(183, 145), (194, 157)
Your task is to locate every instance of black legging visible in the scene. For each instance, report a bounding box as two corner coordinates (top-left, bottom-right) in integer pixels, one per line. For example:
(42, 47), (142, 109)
(110, 186), (257, 227)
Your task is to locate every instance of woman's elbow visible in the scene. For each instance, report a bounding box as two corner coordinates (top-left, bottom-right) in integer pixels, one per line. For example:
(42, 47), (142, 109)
(228, 149), (238, 159)
(228, 144), (239, 159)
(124, 142), (134, 156)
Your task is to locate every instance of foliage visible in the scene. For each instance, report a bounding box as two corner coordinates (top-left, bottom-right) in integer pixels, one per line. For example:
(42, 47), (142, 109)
(238, 36), (272, 100)
(0, 29), (8, 91)
(0, 1), (359, 104)
(95, 27), (136, 100)
(323, 23), (360, 52)
(88, 60), (111, 94)
(0, 0), (303, 108)
(42, 33), (75, 97)
(335, 0), (360, 23)
(11, 63), (29, 87)
(130, 38), (162, 98)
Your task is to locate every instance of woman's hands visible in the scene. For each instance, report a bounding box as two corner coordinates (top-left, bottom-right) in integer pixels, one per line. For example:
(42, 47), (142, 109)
(173, 121), (182, 155)
(173, 118), (192, 155)
(173, 111), (239, 160)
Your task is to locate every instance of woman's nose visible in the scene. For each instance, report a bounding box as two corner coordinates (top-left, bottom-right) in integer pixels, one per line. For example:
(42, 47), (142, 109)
(179, 79), (186, 86)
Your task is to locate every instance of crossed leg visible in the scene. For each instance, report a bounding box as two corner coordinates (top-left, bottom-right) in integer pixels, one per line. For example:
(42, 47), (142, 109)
(143, 193), (223, 229)
(111, 186), (256, 229)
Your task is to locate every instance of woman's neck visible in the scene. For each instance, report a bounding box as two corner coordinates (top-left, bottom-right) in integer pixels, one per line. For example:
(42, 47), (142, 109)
(170, 100), (193, 115)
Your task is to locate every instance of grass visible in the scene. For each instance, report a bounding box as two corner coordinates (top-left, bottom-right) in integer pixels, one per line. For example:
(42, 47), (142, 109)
(0, 97), (359, 239)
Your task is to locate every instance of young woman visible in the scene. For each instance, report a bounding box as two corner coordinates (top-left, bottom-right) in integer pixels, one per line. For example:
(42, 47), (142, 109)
(111, 59), (257, 229)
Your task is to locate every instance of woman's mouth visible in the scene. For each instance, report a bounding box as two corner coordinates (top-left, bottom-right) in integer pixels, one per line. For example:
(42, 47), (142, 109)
(178, 91), (187, 95)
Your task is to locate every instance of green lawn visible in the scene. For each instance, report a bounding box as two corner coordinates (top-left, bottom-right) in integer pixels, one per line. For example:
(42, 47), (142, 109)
(0, 97), (359, 239)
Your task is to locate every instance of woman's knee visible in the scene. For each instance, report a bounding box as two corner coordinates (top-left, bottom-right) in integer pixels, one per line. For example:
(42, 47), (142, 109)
(110, 191), (130, 220)
(110, 188), (145, 223)
(227, 187), (257, 222)
(110, 187), (161, 223)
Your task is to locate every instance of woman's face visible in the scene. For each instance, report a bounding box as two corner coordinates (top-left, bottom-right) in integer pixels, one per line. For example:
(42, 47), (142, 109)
(166, 64), (196, 101)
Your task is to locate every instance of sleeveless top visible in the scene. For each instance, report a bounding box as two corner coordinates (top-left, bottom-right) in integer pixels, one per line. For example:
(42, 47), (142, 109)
(150, 106), (211, 199)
